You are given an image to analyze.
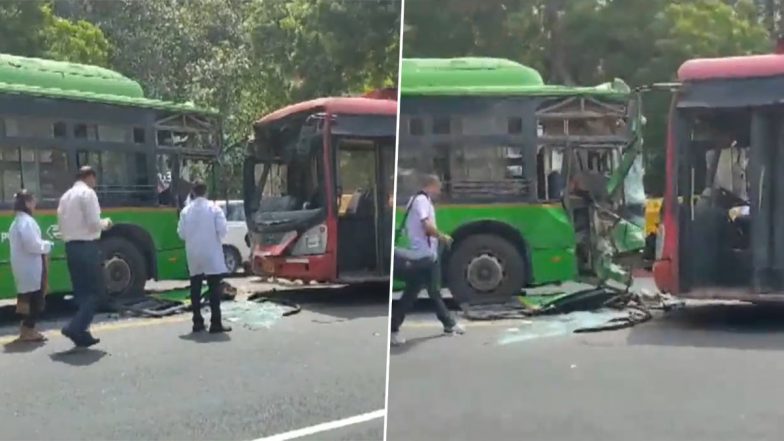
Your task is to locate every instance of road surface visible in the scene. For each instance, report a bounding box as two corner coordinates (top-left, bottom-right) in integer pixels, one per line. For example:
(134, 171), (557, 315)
(0, 278), (389, 441)
(387, 287), (784, 441)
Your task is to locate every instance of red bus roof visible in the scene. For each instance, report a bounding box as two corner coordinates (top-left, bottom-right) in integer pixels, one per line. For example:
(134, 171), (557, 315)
(678, 53), (784, 82)
(255, 97), (397, 126)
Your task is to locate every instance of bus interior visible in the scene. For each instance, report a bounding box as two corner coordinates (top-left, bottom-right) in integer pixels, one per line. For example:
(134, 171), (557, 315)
(675, 107), (780, 293)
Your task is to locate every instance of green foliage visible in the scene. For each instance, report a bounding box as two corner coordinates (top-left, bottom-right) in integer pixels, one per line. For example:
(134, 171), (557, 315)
(0, 1), (47, 56)
(0, 1), (109, 65)
(40, 5), (110, 66)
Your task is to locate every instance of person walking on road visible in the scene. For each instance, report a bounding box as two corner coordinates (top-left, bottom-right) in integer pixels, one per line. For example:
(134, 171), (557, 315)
(391, 174), (464, 346)
(9, 190), (53, 342)
(177, 180), (232, 333)
(57, 166), (112, 348)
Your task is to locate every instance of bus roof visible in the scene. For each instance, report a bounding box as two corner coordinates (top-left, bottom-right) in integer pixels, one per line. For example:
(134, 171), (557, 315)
(0, 53), (217, 115)
(678, 53), (784, 82)
(401, 57), (630, 98)
(254, 97), (397, 126)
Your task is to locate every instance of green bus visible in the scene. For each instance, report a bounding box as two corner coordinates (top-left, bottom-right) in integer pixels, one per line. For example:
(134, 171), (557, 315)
(395, 57), (646, 301)
(0, 53), (221, 304)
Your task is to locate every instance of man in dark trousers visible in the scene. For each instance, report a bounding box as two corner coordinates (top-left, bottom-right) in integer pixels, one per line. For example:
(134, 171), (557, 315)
(57, 166), (112, 347)
(390, 174), (464, 346)
(177, 180), (232, 333)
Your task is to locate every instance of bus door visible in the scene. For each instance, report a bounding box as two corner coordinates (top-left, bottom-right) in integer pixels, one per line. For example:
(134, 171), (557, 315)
(378, 141), (395, 274)
(335, 139), (383, 276)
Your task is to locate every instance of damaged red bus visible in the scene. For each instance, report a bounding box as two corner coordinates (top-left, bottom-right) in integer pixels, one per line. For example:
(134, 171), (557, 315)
(653, 48), (784, 302)
(243, 96), (396, 284)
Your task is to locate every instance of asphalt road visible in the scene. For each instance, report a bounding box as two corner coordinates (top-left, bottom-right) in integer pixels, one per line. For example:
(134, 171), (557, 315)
(387, 288), (784, 441)
(0, 279), (389, 441)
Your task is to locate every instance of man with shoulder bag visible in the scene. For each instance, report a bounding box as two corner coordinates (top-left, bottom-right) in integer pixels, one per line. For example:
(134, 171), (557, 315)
(390, 174), (464, 346)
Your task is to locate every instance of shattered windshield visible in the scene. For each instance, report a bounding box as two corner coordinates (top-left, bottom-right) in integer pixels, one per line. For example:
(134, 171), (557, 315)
(253, 150), (323, 213)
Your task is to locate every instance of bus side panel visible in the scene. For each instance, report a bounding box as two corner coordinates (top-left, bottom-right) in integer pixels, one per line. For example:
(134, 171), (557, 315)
(0, 207), (188, 300)
(394, 203), (578, 285)
(103, 208), (189, 281)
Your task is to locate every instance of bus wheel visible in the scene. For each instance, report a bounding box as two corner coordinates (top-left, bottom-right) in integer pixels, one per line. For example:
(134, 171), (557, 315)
(447, 234), (525, 303)
(100, 237), (148, 303)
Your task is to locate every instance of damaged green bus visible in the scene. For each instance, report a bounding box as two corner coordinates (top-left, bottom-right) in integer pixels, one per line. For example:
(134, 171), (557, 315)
(395, 57), (646, 302)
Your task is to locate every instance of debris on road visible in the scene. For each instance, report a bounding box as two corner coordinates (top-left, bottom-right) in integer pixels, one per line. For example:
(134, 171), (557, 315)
(463, 283), (686, 341)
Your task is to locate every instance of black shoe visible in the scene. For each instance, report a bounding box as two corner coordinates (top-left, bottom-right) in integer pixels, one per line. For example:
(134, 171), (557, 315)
(77, 335), (100, 348)
(209, 323), (232, 334)
(61, 328), (99, 348)
(60, 327), (77, 345)
(192, 322), (206, 333)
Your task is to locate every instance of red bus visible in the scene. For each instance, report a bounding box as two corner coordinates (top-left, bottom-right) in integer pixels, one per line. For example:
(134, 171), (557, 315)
(243, 96), (397, 284)
(653, 47), (784, 302)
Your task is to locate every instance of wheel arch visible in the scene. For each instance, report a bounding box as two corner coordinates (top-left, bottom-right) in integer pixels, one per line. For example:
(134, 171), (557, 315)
(101, 223), (157, 280)
(443, 220), (533, 285)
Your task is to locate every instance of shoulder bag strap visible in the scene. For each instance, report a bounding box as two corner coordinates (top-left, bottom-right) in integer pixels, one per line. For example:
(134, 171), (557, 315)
(394, 191), (428, 245)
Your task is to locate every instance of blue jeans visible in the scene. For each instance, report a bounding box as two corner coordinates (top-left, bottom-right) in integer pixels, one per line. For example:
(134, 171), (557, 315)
(64, 241), (104, 336)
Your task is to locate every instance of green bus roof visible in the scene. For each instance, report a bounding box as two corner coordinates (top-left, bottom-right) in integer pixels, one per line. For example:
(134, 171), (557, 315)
(401, 57), (630, 98)
(0, 53), (217, 115)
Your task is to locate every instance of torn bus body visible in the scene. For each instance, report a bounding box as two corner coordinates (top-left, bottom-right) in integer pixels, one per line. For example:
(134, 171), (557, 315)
(537, 80), (646, 290)
(654, 50), (784, 302)
(396, 58), (646, 303)
(243, 97), (397, 284)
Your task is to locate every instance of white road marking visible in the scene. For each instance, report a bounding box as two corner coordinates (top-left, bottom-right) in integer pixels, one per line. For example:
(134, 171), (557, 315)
(250, 409), (385, 441)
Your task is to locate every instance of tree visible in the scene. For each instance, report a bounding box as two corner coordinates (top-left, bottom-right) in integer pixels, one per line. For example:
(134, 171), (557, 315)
(0, 1), (109, 65)
(246, 0), (401, 103)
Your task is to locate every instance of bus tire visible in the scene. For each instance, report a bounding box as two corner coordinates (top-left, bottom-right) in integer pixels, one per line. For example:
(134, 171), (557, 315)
(99, 236), (148, 305)
(447, 234), (525, 303)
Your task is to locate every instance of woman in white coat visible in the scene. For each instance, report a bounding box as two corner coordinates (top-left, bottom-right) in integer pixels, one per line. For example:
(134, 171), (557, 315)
(177, 180), (231, 334)
(9, 190), (53, 342)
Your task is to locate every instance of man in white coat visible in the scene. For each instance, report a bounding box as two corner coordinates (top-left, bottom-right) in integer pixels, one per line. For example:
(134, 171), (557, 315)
(177, 180), (231, 333)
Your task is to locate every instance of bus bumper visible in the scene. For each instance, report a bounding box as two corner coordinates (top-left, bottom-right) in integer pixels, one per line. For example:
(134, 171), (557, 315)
(252, 253), (333, 282)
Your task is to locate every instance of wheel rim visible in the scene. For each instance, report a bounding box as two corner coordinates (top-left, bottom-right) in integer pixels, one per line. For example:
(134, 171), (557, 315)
(465, 253), (505, 292)
(104, 256), (132, 295)
(224, 250), (237, 272)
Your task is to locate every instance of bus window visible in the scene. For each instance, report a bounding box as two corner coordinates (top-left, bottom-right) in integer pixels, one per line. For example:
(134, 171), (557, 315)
(0, 147), (21, 203)
(3, 117), (66, 139)
(0, 147), (70, 205)
(38, 149), (70, 203)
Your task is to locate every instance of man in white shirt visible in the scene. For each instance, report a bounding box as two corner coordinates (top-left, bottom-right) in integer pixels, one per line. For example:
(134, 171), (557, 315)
(57, 166), (112, 348)
(177, 181), (231, 333)
(390, 174), (464, 346)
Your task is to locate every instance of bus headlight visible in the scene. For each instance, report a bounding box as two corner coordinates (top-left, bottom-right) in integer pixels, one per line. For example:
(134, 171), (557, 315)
(290, 224), (327, 256)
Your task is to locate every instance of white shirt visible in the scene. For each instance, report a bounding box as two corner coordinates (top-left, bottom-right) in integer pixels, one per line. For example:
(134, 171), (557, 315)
(177, 197), (228, 276)
(405, 193), (438, 260)
(57, 181), (109, 242)
(9, 212), (53, 294)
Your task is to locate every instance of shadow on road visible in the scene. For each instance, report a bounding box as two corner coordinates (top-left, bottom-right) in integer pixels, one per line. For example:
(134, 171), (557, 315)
(3, 340), (46, 353)
(628, 303), (784, 350)
(0, 297), (125, 339)
(49, 348), (108, 366)
(178, 332), (231, 343)
(389, 334), (446, 355)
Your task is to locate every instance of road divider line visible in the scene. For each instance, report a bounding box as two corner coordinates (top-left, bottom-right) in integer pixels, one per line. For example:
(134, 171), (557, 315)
(250, 409), (385, 441)
(0, 315), (189, 345)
